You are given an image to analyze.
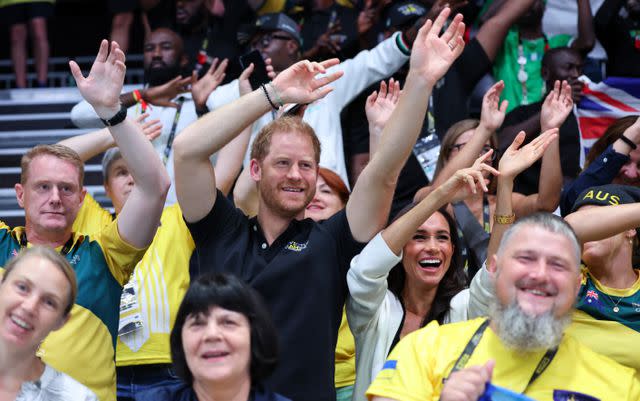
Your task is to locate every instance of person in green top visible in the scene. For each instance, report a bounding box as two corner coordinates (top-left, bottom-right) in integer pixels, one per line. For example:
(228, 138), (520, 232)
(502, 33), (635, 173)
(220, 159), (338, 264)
(491, 0), (595, 112)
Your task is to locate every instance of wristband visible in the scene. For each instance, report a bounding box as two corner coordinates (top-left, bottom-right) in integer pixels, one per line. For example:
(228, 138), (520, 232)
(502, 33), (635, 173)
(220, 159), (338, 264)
(619, 134), (638, 150)
(195, 104), (210, 118)
(261, 83), (279, 110)
(132, 89), (149, 112)
(100, 103), (128, 127)
(494, 213), (516, 225)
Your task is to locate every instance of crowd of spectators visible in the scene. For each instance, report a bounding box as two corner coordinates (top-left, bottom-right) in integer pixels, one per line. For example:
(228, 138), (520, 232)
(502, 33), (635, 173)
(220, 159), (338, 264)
(2, 1), (640, 401)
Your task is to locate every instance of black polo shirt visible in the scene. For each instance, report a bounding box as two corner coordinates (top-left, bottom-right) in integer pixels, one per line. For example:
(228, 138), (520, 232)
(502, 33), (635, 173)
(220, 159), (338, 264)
(187, 190), (365, 401)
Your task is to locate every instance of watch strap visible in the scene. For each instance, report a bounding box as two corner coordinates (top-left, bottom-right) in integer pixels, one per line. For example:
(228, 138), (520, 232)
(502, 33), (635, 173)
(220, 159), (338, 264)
(100, 103), (128, 127)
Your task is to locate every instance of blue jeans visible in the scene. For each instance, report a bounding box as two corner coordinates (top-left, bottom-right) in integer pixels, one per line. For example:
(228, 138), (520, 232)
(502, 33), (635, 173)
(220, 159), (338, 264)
(116, 364), (183, 401)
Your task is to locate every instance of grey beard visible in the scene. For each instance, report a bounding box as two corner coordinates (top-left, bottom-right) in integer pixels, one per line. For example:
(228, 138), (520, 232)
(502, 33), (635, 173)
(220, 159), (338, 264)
(491, 300), (571, 352)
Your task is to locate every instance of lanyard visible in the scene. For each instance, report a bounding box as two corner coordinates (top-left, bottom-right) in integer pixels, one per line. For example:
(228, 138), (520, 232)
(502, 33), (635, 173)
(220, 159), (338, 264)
(482, 194), (490, 233)
(447, 320), (558, 393)
(19, 232), (75, 256)
(194, 27), (212, 74)
(162, 97), (185, 165)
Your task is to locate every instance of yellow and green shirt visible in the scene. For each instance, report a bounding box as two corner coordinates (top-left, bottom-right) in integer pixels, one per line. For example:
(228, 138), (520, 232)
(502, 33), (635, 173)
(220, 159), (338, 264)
(73, 195), (195, 367)
(367, 318), (640, 401)
(567, 267), (640, 372)
(0, 219), (146, 401)
(334, 309), (355, 389)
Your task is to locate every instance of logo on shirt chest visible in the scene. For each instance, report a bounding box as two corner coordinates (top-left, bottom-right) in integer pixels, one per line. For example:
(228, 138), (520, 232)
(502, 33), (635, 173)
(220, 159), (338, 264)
(284, 241), (308, 252)
(553, 390), (599, 401)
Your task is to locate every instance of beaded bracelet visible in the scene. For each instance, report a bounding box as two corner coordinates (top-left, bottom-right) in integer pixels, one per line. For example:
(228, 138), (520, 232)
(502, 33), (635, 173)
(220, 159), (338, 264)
(261, 83), (278, 110)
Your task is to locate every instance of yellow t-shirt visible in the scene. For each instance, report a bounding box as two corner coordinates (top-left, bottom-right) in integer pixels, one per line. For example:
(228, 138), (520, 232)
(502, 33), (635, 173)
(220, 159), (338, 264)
(0, 218), (146, 401)
(73, 195), (195, 366)
(367, 318), (640, 401)
(335, 308), (355, 388)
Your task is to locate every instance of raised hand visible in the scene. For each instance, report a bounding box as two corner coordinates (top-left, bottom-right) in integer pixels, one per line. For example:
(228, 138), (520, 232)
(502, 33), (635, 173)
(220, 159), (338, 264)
(134, 113), (162, 141)
(357, 0), (377, 34)
(365, 78), (401, 132)
(440, 360), (495, 401)
(436, 150), (499, 204)
(191, 58), (228, 109)
(70, 40), (125, 119)
(143, 75), (191, 108)
(409, 7), (465, 85)
(540, 80), (573, 131)
(480, 80), (508, 132)
(270, 58), (344, 105)
(426, 0), (469, 20)
(499, 128), (559, 180)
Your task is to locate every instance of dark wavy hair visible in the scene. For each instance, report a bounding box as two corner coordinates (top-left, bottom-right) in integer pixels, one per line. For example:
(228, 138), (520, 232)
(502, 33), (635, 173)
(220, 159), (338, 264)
(584, 115), (639, 168)
(170, 273), (279, 384)
(387, 205), (466, 325)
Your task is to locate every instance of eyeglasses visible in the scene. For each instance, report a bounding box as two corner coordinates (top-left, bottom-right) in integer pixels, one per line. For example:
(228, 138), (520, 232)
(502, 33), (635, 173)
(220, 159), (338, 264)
(449, 143), (496, 161)
(253, 33), (294, 49)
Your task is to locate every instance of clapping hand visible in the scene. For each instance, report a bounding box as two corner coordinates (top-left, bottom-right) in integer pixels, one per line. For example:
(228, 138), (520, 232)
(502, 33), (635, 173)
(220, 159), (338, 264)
(191, 58), (228, 109)
(271, 59), (344, 105)
(409, 7), (465, 86)
(143, 75), (191, 108)
(70, 40), (125, 119)
(480, 81), (508, 132)
(499, 128), (559, 180)
(540, 80), (573, 131)
(437, 150), (500, 204)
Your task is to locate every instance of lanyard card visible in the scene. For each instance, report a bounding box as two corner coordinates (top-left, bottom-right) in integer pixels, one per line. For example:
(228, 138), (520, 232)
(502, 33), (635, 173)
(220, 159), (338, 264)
(480, 384), (536, 401)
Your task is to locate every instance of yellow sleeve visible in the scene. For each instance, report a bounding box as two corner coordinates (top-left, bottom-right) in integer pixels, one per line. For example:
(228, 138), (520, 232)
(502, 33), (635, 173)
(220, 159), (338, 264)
(73, 192), (114, 236)
(366, 321), (440, 401)
(92, 218), (147, 285)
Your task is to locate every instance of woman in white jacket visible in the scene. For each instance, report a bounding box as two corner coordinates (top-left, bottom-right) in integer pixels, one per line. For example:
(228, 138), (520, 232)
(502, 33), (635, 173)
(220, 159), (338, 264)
(347, 128), (559, 401)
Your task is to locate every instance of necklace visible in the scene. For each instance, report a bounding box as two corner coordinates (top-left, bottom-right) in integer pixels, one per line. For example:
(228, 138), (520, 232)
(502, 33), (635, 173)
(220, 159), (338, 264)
(602, 292), (624, 313)
(516, 32), (549, 105)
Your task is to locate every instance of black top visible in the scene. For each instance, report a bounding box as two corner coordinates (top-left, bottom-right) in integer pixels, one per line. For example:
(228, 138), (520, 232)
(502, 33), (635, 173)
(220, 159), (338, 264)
(595, 0), (640, 77)
(500, 101), (581, 195)
(432, 37), (492, 139)
(186, 191), (365, 401)
(139, 382), (291, 401)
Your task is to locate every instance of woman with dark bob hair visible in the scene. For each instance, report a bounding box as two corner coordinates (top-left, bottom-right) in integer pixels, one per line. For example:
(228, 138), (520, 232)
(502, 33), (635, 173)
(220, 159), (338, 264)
(140, 273), (289, 401)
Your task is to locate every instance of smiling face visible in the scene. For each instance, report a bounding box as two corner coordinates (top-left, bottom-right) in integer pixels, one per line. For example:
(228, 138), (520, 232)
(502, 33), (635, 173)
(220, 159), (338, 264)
(402, 212), (455, 291)
(181, 306), (251, 386)
(250, 30), (299, 73)
(251, 131), (318, 219)
(305, 175), (345, 221)
(15, 155), (85, 236)
(0, 255), (70, 351)
(491, 225), (580, 318)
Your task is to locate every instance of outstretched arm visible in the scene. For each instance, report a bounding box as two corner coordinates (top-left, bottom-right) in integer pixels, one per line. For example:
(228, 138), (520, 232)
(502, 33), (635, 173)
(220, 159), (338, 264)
(173, 59), (344, 223)
(414, 80), (507, 202)
(58, 114), (161, 162)
(512, 81), (572, 216)
(70, 40), (170, 248)
(571, 0), (596, 55)
(486, 129), (558, 261)
(384, 153), (498, 254)
(347, 8), (466, 242)
(565, 203), (640, 243)
(214, 64), (255, 196)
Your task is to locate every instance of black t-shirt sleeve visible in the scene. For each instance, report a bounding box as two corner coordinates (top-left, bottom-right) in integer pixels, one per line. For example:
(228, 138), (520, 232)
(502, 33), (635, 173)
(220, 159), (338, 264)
(321, 209), (366, 278)
(454, 37), (492, 93)
(184, 189), (245, 247)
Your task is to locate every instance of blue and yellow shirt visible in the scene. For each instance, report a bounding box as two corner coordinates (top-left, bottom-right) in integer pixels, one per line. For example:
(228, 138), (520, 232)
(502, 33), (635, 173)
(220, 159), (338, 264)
(0, 218), (146, 401)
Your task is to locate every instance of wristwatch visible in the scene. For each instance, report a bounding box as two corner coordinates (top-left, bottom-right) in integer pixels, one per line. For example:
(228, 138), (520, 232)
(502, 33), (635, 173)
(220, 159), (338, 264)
(100, 103), (128, 127)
